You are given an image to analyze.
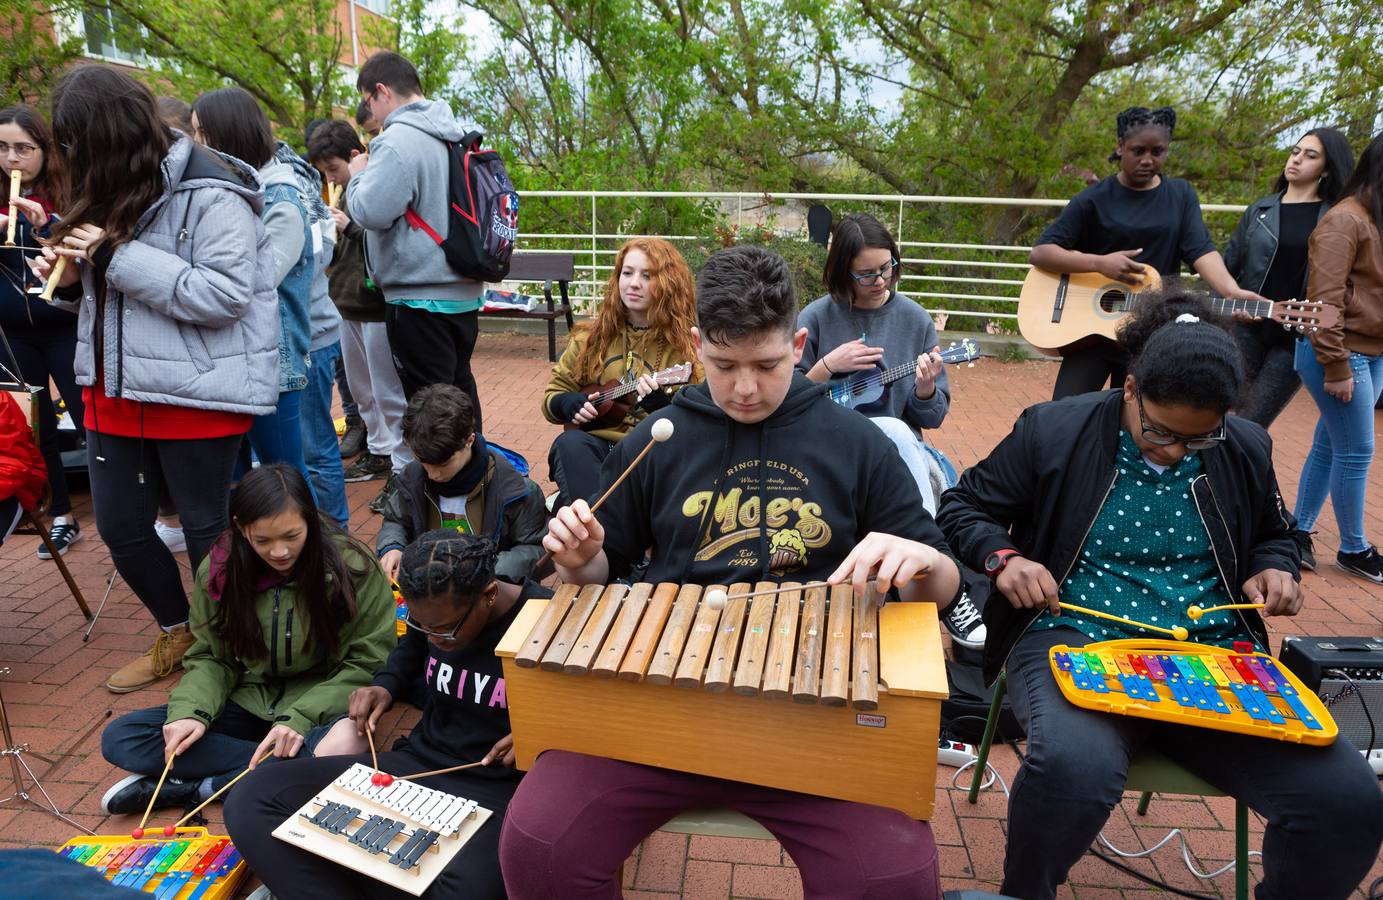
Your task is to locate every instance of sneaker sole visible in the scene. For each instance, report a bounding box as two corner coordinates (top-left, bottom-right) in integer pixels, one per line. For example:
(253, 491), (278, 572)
(1336, 561), (1383, 583)
(36, 529), (83, 560)
(1299, 558), (1316, 572)
(100, 773), (149, 815)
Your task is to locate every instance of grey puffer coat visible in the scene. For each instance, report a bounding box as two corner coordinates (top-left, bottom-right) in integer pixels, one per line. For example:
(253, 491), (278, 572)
(59, 136), (280, 415)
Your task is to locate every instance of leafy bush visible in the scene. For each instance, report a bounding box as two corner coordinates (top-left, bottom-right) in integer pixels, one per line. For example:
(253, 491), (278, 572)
(680, 226), (829, 308)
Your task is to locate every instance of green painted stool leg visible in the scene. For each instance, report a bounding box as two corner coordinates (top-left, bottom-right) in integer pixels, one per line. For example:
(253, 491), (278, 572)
(967, 673), (1007, 804)
(1136, 791), (1152, 816)
(1235, 800), (1249, 900)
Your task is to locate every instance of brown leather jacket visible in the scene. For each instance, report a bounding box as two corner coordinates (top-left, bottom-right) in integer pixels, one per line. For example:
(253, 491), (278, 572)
(1306, 195), (1383, 381)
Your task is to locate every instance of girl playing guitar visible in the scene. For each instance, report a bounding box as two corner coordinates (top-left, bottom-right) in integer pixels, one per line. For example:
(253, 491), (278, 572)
(541, 237), (701, 509)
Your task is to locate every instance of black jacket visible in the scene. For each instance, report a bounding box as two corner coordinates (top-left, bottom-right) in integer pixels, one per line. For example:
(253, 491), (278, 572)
(377, 444), (550, 583)
(936, 390), (1298, 684)
(1223, 191), (1329, 299)
(596, 372), (953, 585)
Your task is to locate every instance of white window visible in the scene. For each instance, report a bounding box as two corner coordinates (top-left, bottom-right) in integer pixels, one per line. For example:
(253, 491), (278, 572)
(80, 4), (144, 64)
(355, 0), (392, 15)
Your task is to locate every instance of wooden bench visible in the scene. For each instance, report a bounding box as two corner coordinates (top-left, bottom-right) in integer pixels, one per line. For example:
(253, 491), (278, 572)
(486, 252), (576, 362)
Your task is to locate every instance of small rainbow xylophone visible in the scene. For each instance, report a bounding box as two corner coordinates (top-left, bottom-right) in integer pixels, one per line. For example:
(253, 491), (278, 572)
(270, 762), (492, 896)
(496, 582), (949, 819)
(1049, 638), (1337, 745)
(56, 827), (246, 899)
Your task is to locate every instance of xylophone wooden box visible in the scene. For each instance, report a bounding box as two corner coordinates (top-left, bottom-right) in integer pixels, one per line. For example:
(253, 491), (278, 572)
(496, 582), (949, 819)
(56, 827), (245, 899)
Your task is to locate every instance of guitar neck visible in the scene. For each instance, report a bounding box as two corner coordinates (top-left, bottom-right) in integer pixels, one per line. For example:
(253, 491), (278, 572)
(1119, 291), (1273, 319)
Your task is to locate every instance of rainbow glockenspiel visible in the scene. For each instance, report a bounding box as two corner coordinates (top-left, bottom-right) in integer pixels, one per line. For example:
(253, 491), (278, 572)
(1050, 638), (1338, 746)
(56, 827), (246, 899)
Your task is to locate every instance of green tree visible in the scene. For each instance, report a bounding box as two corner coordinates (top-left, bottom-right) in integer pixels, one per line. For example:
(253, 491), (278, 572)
(102, 0), (349, 139)
(0, 3), (84, 107)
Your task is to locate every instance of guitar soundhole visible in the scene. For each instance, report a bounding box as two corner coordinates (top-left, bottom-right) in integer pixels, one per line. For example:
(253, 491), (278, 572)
(1098, 289), (1128, 315)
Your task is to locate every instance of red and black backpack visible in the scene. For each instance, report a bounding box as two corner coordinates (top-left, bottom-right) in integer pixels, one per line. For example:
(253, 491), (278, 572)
(404, 131), (519, 282)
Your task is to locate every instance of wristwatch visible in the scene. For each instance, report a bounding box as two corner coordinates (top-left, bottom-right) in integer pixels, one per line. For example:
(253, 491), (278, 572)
(984, 548), (1021, 579)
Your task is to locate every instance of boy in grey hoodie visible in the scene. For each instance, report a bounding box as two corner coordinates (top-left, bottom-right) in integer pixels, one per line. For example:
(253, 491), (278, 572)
(347, 51), (485, 435)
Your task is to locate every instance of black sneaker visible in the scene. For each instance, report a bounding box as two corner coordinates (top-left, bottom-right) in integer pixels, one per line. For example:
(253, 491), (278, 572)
(37, 520), (81, 559)
(1337, 546), (1383, 583)
(368, 474), (396, 515)
(941, 590), (986, 650)
(344, 453), (391, 483)
(100, 774), (202, 816)
(1293, 530), (1316, 572)
(339, 416), (367, 459)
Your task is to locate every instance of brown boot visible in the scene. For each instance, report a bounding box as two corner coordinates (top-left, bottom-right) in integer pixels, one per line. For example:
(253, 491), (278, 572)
(105, 625), (196, 693)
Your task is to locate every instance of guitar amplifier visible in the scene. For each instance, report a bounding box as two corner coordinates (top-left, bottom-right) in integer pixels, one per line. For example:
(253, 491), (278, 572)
(1279, 635), (1383, 773)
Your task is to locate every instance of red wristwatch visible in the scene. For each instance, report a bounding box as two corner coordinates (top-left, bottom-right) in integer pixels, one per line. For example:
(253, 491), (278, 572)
(984, 548), (1021, 579)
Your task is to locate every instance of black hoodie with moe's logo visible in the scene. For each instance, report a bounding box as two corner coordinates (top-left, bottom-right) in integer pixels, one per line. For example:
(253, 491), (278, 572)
(595, 372), (954, 585)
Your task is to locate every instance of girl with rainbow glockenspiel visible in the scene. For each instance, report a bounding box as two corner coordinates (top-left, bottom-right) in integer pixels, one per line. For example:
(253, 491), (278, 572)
(97, 465), (396, 823)
(937, 304), (1383, 900)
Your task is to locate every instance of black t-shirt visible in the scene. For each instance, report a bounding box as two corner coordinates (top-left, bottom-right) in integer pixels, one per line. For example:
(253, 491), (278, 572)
(1036, 176), (1218, 276)
(372, 578), (552, 778)
(1259, 201), (1322, 302)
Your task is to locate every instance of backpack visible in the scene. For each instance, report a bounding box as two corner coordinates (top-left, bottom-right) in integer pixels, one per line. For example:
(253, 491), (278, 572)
(403, 131), (519, 282)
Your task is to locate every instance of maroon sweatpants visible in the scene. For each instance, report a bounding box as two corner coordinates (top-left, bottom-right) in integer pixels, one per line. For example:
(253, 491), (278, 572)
(499, 750), (941, 899)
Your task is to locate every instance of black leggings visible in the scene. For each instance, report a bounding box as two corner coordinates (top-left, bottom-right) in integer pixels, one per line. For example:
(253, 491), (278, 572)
(1052, 339), (1129, 400)
(385, 304), (482, 434)
(223, 748), (519, 900)
(5, 326), (85, 516)
(1232, 319), (1301, 427)
(547, 430), (615, 511)
(86, 431), (241, 627)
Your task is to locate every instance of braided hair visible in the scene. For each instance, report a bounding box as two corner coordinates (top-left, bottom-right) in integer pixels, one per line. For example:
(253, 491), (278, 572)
(396, 530), (499, 608)
(1110, 106), (1176, 162)
(1130, 316), (1243, 414)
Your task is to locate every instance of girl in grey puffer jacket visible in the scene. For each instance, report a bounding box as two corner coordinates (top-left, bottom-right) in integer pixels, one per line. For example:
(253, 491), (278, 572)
(37, 66), (278, 695)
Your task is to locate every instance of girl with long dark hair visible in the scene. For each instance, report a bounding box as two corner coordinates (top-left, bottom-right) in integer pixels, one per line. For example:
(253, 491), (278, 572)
(1030, 105), (1261, 399)
(0, 104), (83, 557)
(32, 66), (279, 693)
(1225, 128), (1354, 427)
(97, 464), (394, 818)
(1292, 132), (1383, 580)
(542, 237), (702, 509)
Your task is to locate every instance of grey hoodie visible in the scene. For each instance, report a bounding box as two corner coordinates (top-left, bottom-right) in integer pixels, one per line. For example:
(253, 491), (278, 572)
(60, 137), (279, 415)
(345, 98), (483, 306)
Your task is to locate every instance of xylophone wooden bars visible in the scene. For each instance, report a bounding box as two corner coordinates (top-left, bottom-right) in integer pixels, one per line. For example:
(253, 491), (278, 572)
(497, 582), (948, 819)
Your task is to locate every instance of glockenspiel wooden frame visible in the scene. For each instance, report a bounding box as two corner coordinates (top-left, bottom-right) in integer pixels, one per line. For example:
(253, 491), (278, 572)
(497, 582), (949, 820)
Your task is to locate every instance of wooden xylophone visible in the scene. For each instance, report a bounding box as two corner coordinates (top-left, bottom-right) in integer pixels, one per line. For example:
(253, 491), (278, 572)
(56, 827), (245, 900)
(496, 582), (949, 819)
(1050, 638), (1338, 745)
(270, 762), (493, 896)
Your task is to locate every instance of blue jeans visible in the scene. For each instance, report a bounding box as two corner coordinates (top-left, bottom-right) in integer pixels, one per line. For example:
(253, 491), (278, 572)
(1292, 340), (1383, 552)
(1002, 627), (1383, 900)
(301, 341), (350, 529)
(100, 701), (336, 793)
(245, 387), (307, 480)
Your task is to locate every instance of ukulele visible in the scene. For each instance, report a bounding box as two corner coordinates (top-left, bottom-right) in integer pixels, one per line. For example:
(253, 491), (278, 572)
(564, 361), (694, 431)
(1015, 267), (1335, 355)
(826, 339), (981, 410)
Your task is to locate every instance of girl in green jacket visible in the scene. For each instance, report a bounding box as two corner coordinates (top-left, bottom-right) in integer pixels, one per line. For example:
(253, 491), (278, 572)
(98, 464), (396, 817)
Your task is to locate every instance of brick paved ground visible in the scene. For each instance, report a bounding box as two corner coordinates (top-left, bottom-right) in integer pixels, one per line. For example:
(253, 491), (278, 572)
(2, 329), (1382, 899)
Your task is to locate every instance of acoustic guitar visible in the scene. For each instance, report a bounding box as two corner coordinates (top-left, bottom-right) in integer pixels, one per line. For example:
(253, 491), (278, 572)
(1015, 267), (1335, 356)
(564, 361), (694, 431)
(825, 339), (981, 410)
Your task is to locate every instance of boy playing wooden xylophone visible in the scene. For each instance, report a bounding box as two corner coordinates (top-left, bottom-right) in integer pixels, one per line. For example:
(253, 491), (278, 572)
(936, 307), (1383, 899)
(505, 245), (962, 899)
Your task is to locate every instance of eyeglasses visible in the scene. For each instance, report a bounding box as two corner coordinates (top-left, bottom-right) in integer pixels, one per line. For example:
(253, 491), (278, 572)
(849, 257), (898, 286)
(404, 599), (480, 641)
(0, 141), (39, 160)
(1135, 391), (1225, 451)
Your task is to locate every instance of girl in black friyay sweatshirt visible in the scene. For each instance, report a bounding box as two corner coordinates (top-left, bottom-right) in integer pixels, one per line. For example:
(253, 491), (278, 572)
(224, 531), (549, 899)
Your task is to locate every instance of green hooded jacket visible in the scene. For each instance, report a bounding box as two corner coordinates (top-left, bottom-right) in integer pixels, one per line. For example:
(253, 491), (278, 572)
(164, 536), (396, 736)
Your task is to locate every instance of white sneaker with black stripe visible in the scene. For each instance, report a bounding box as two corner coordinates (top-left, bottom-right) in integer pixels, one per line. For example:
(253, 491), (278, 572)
(941, 590), (986, 650)
(37, 518), (81, 559)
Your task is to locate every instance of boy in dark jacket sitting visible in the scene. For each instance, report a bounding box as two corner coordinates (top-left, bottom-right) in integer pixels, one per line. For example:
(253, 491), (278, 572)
(935, 312), (1383, 900)
(377, 384), (548, 584)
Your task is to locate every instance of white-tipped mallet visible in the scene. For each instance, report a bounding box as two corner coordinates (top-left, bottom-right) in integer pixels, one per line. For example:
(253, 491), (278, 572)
(703, 588), (728, 611)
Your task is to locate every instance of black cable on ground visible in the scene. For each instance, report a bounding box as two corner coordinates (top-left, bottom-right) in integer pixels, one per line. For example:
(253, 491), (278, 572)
(1087, 848), (1219, 899)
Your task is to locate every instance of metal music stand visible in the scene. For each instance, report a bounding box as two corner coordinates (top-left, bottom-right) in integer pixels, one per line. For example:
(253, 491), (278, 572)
(0, 668), (99, 834)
